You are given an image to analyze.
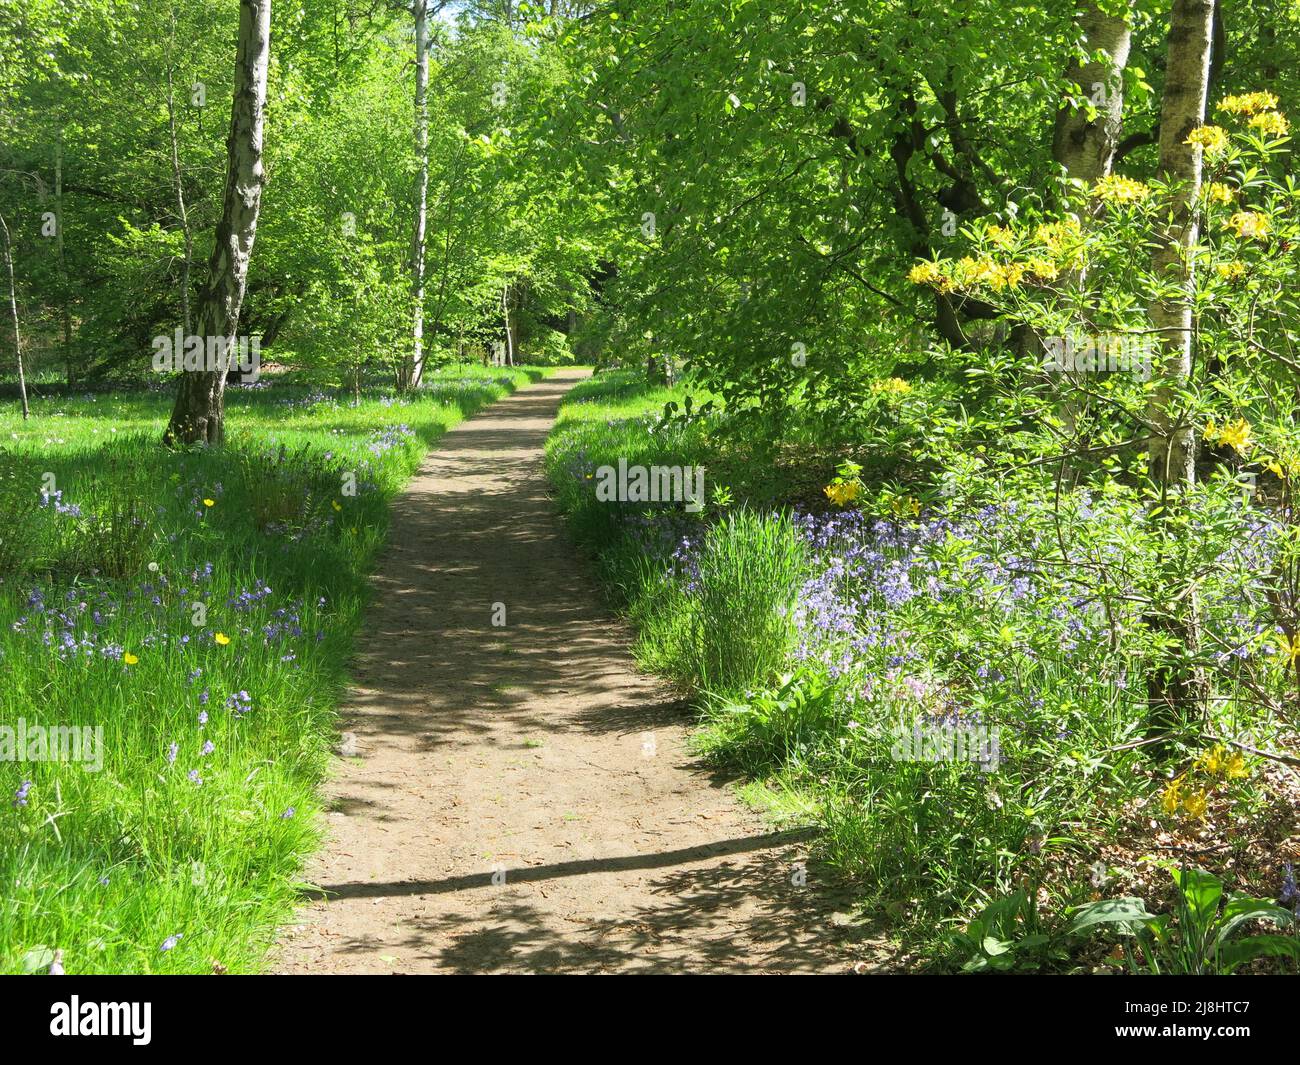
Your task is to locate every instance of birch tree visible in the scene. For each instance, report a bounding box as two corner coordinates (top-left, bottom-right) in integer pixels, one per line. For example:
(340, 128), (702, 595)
(162, 0), (271, 445)
(1144, 0), (1217, 733)
(406, 0), (431, 390)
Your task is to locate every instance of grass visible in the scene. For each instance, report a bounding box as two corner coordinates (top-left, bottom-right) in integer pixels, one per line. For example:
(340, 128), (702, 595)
(544, 368), (1300, 972)
(0, 364), (547, 974)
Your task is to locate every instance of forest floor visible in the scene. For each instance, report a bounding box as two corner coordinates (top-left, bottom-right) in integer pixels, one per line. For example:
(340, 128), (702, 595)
(273, 369), (886, 973)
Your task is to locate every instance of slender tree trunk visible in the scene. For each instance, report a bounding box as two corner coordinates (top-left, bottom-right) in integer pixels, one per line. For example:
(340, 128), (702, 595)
(408, 0), (430, 390)
(55, 129), (74, 385)
(0, 215), (30, 421)
(1148, 0), (1213, 489)
(1050, 6), (1133, 452)
(162, 0), (271, 446)
(501, 282), (514, 366)
(1144, 0), (1216, 741)
(1053, 3), (1133, 185)
(167, 7), (194, 338)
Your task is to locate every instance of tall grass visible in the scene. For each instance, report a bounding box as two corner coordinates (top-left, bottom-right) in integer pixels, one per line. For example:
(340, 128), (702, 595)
(0, 366), (545, 974)
(543, 368), (1299, 970)
(689, 508), (807, 695)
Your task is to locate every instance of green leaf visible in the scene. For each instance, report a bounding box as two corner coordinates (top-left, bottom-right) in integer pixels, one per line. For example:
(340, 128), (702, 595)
(1172, 866), (1222, 926)
(1218, 935), (1300, 973)
(1216, 896), (1295, 944)
(1068, 897), (1155, 936)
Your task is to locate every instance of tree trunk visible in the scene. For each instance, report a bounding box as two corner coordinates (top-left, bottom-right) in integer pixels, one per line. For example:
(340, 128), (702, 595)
(0, 215), (30, 421)
(407, 0), (430, 390)
(501, 282), (514, 366)
(1053, 3), (1133, 185)
(167, 7), (194, 339)
(162, 0), (270, 447)
(1144, 0), (1216, 742)
(55, 129), (74, 385)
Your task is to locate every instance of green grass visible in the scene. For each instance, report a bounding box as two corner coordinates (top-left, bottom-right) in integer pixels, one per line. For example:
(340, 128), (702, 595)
(543, 368), (1300, 972)
(0, 364), (547, 974)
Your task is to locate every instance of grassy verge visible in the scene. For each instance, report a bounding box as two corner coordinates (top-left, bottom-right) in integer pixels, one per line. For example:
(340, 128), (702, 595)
(0, 364), (547, 974)
(544, 369), (1300, 972)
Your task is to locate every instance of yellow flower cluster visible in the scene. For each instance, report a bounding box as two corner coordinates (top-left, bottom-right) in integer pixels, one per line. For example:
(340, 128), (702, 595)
(1248, 110), (1290, 137)
(1204, 416), (1253, 453)
(905, 215), (1085, 294)
(1204, 181), (1235, 205)
(907, 260), (952, 291)
(871, 377), (912, 395)
(1225, 210), (1271, 240)
(1161, 744), (1249, 821)
(985, 224), (1016, 249)
(1185, 125), (1230, 154)
(1196, 744), (1249, 779)
(1035, 217), (1083, 258)
(824, 480), (862, 506)
(1026, 256), (1059, 281)
(1218, 91), (1279, 116)
(1215, 260), (1247, 281)
(1092, 174), (1151, 203)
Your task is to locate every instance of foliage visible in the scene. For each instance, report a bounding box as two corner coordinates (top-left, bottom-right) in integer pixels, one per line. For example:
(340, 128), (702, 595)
(1069, 865), (1300, 974)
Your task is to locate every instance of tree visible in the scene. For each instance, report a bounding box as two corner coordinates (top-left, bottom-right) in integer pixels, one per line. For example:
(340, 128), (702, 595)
(405, 0), (432, 391)
(0, 214), (30, 420)
(1144, 0), (1217, 735)
(163, 0), (271, 446)
(1053, 2), (1133, 185)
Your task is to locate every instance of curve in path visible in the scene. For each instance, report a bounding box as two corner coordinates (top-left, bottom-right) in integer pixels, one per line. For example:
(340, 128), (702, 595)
(275, 368), (874, 974)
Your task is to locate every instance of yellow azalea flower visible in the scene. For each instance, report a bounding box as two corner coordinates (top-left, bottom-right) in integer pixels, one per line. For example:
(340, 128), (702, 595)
(1264, 456), (1286, 480)
(123, 653), (139, 666)
(214, 632), (231, 646)
(1248, 110), (1290, 137)
(1218, 91), (1279, 117)
(1185, 125), (1230, 154)
(1205, 181), (1235, 205)
(824, 481), (862, 507)
(954, 256), (1001, 288)
(1035, 217), (1082, 255)
(1182, 789), (1209, 820)
(986, 224), (1015, 249)
(1026, 257), (1059, 281)
(1224, 752), (1249, 780)
(908, 261), (943, 286)
(1215, 260), (1247, 281)
(1092, 174), (1151, 203)
(988, 262), (1025, 290)
(203, 498), (215, 507)
(1161, 776), (1184, 815)
(1219, 418), (1253, 453)
(871, 377), (912, 395)
(1205, 416), (1253, 453)
(1196, 744), (1227, 776)
(908, 260), (958, 293)
(1226, 211), (1271, 240)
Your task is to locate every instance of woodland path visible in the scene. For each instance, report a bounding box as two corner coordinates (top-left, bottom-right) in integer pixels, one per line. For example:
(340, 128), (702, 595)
(274, 368), (881, 973)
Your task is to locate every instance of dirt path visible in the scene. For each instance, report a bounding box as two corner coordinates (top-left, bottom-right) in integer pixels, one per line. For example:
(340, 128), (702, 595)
(274, 368), (878, 974)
